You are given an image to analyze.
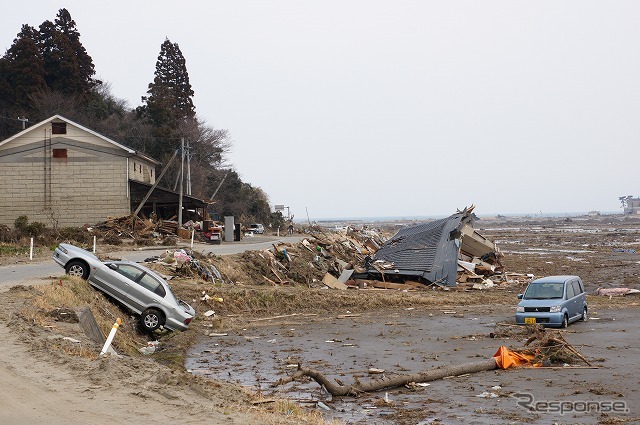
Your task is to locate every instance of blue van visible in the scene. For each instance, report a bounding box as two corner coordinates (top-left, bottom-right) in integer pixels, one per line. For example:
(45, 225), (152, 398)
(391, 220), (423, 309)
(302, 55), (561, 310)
(515, 275), (588, 328)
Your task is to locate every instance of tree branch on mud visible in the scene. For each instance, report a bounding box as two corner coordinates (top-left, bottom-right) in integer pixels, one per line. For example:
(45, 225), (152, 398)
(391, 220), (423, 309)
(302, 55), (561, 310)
(274, 358), (499, 396)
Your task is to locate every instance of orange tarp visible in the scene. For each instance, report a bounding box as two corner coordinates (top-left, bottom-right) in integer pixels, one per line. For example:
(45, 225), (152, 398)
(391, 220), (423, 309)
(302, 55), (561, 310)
(493, 346), (536, 369)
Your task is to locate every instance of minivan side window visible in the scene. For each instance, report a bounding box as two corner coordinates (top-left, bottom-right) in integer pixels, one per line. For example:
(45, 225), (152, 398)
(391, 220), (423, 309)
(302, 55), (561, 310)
(571, 280), (583, 296)
(566, 282), (575, 299)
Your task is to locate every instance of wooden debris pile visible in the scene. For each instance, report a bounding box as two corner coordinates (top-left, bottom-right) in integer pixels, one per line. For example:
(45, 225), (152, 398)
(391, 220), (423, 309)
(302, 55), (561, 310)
(227, 228), (388, 288)
(92, 214), (179, 245)
(519, 325), (592, 366)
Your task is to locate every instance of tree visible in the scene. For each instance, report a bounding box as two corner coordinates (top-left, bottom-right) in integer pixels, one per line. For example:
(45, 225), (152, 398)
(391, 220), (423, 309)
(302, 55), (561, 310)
(54, 9), (99, 89)
(38, 9), (98, 100)
(1, 25), (47, 112)
(138, 38), (195, 159)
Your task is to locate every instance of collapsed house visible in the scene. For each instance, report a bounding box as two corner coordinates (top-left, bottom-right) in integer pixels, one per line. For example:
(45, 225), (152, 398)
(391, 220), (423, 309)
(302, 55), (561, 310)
(356, 206), (501, 287)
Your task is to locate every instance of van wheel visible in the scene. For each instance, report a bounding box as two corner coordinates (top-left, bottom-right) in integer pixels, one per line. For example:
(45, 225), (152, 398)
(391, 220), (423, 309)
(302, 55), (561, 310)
(581, 307), (588, 321)
(140, 308), (164, 332)
(561, 314), (568, 328)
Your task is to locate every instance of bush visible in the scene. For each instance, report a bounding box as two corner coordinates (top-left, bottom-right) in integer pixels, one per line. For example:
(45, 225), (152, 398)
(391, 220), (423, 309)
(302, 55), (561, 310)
(14, 215), (46, 237)
(14, 215), (29, 233)
(57, 227), (93, 245)
(0, 224), (19, 243)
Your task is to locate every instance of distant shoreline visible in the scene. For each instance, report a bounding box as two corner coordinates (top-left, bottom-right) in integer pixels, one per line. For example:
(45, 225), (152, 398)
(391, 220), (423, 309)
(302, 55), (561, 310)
(302, 211), (623, 224)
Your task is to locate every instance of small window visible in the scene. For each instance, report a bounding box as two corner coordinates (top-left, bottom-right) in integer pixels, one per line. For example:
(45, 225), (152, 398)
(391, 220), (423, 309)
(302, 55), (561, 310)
(133, 163), (137, 171)
(52, 122), (67, 134)
(137, 273), (166, 297)
(52, 149), (67, 159)
(572, 280), (583, 295)
(566, 282), (575, 299)
(114, 264), (143, 282)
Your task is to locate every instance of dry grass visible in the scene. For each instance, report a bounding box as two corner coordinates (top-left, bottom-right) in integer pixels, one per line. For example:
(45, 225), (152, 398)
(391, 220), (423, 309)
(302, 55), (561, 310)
(248, 398), (341, 425)
(18, 276), (149, 358)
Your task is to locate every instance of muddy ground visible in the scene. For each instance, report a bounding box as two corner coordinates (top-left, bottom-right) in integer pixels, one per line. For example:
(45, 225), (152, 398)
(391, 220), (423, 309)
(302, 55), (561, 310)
(1, 213), (640, 424)
(187, 300), (639, 424)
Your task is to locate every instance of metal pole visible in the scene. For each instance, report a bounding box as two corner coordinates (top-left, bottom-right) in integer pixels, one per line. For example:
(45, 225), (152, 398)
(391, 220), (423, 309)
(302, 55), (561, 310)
(177, 138), (184, 231)
(186, 140), (192, 196)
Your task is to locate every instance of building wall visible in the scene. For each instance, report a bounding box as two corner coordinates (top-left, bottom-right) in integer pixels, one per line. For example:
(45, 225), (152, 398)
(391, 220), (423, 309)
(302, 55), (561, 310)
(129, 158), (156, 185)
(0, 122), (134, 227)
(624, 198), (640, 215)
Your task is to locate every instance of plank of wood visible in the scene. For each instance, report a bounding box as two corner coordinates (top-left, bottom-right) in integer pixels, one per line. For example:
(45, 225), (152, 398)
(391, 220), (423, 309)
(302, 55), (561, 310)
(355, 279), (413, 290)
(323, 273), (348, 290)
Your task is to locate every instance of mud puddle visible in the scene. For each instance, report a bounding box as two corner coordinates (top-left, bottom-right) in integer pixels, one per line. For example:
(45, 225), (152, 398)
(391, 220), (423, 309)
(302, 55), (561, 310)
(186, 307), (639, 424)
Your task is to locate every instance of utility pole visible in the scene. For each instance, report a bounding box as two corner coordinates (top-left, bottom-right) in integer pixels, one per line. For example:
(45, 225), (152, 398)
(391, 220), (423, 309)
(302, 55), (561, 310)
(177, 138), (185, 230)
(209, 172), (228, 201)
(17, 117), (28, 130)
(186, 140), (192, 196)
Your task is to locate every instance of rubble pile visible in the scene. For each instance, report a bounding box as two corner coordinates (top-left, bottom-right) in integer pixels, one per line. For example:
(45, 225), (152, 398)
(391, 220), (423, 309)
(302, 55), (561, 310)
(94, 208), (527, 294)
(93, 214), (180, 245)
(142, 249), (224, 284)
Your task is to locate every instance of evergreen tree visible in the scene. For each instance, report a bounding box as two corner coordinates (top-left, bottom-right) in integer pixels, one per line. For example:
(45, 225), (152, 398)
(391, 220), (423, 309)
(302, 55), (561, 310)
(38, 9), (97, 99)
(2, 25), (48, 111)
(54, 9), (99, 88)
(139, 38), (195, 159)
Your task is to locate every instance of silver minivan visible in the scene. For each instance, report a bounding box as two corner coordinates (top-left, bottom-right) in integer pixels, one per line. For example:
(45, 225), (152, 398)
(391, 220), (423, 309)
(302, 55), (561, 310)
(515, 275), (588, 328)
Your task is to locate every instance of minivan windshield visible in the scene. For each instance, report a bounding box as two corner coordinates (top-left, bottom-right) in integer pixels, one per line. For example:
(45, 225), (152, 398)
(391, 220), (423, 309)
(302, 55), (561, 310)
(523, 282), (564, 299)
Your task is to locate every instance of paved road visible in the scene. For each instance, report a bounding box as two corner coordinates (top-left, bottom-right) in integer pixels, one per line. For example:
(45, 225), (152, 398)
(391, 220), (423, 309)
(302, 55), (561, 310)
(0, 235), (304, 291)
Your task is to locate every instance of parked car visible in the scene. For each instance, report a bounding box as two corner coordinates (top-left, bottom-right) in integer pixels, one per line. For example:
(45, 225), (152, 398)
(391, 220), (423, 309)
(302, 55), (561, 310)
(248, 223), (264, 234)
(53, 243), (195, 332)
(515, 275), (588, 328)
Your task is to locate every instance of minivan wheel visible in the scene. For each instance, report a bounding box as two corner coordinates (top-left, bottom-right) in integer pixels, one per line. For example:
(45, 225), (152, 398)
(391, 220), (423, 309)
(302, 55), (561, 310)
(140, 308), (164, 332)
(561, 314), (568, 328)
(581, 307), (588, 321)
(66, 260), (89, 280)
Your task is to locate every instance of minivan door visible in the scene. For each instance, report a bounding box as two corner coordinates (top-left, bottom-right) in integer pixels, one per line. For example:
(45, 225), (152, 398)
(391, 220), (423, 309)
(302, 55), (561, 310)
(567, 280), (582, 319)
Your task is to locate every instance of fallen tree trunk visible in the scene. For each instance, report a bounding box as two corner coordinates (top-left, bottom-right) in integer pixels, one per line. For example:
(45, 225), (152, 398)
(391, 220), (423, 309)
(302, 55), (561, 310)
(275, 358), (498, 396)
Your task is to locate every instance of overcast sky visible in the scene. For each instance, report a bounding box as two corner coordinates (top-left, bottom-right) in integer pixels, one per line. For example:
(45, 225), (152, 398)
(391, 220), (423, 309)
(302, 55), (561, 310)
(2, 1), (639, 219)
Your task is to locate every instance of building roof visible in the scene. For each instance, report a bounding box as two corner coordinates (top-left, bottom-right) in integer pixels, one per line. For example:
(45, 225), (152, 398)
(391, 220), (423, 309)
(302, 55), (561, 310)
(0, 115), (159, 164)
(370, 212), (472, 285)
(129, 180), (209, 210)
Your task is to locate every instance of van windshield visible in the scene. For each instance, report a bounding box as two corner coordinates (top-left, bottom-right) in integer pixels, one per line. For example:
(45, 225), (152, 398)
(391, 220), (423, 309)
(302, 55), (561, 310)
(523, 282), (564, 299)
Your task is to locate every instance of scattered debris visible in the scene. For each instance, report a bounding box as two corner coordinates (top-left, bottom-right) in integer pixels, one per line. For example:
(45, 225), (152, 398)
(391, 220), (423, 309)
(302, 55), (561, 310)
(139, 340), (159, 355)
(595, 287), (640, 296)
(47, 308), (79, 323)
(275, 326), (592, 396)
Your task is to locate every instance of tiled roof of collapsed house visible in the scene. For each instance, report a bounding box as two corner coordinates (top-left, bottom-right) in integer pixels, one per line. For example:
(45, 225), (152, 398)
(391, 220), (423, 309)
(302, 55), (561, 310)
(365, 206), (498, 286)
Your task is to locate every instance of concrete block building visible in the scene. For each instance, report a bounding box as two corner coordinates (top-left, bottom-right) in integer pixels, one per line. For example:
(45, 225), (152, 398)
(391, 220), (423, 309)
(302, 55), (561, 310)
(0, 115), (159, 227)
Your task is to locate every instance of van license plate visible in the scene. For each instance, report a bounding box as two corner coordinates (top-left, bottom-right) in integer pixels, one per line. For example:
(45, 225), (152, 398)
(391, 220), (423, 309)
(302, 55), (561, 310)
(524, 317), (536, 324)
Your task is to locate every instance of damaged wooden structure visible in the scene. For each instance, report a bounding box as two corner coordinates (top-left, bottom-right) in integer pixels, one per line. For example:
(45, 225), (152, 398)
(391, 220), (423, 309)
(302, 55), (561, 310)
(354, 206), (502, 287)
